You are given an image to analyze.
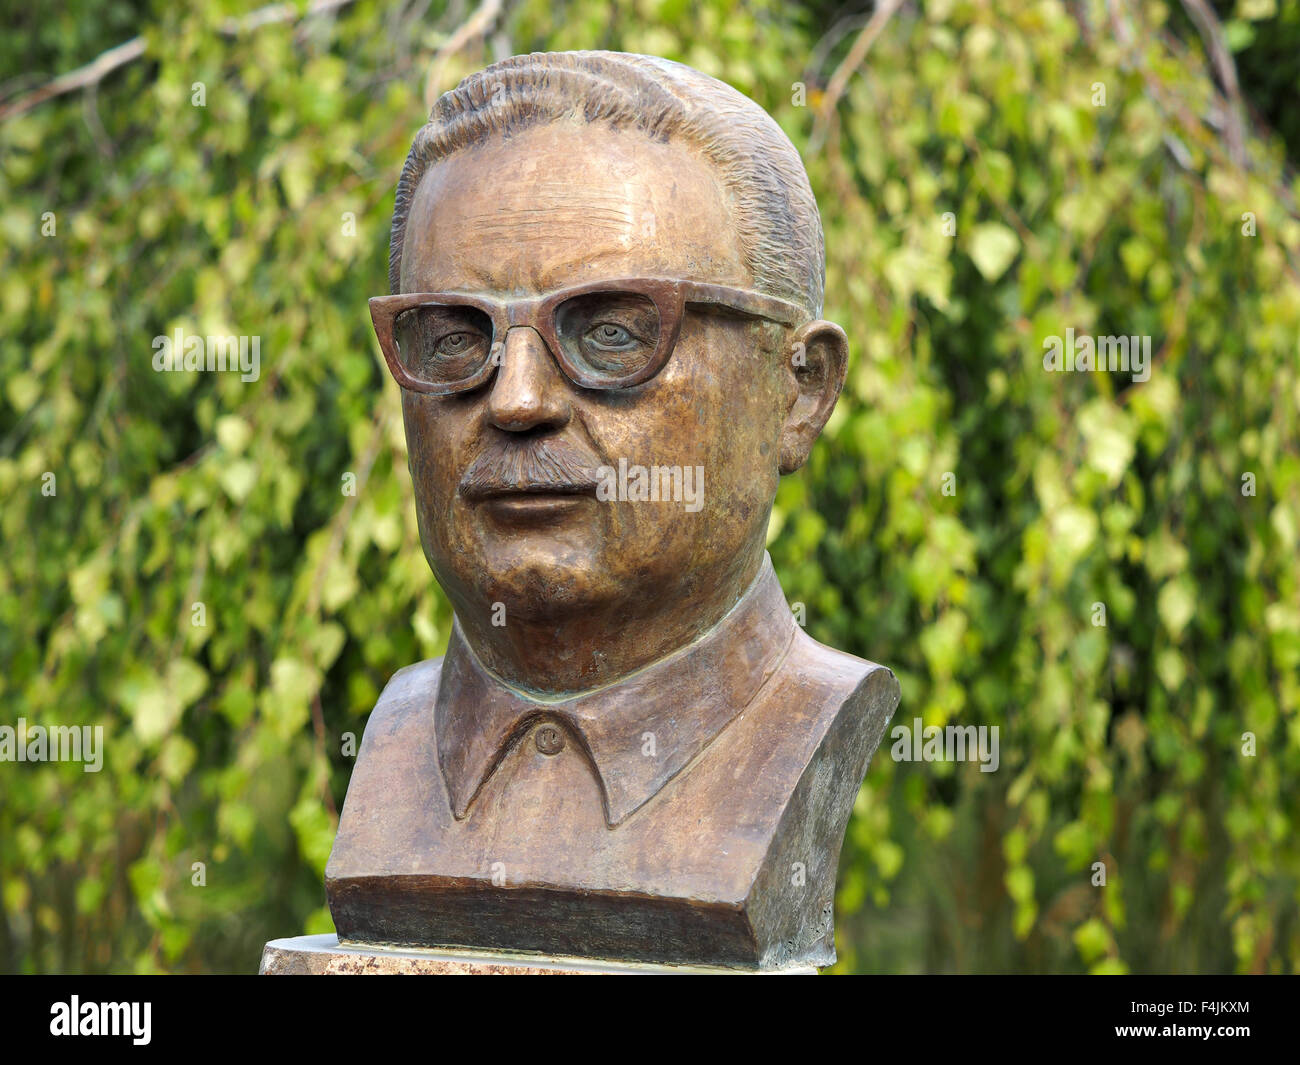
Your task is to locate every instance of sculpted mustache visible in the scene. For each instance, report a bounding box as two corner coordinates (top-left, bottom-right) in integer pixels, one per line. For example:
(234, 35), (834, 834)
(459, 440), (603, 498)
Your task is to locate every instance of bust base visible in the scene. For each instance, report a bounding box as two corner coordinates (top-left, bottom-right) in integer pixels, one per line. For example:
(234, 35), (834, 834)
(259, 933), (816, 975)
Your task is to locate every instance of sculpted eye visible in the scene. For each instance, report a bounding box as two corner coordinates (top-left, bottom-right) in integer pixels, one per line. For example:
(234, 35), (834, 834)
(555, 291), (661, 379)
(438, 331), (477, 355)
(393, 304), (494, 385)
(586, 323), (636, 349)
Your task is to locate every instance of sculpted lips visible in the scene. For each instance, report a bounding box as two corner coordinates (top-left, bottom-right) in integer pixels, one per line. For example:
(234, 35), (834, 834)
(458, 436), (601, 502)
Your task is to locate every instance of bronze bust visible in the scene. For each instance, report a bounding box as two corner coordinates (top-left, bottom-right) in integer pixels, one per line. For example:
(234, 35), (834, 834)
(325, 50), (900, 971)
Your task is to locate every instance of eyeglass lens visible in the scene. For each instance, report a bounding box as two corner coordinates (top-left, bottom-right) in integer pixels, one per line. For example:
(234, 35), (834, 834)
(392, 291), (663, 388)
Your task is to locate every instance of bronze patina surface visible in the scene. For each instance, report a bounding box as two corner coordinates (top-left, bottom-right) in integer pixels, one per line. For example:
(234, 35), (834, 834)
(325, 50), (900, 971)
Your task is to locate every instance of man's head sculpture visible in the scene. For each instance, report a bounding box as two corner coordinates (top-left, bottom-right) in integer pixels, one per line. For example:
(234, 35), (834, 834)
(328, 51), (900, 971)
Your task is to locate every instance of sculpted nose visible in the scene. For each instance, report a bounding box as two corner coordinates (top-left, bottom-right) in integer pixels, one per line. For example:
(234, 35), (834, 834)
(486, 326), (572, 433)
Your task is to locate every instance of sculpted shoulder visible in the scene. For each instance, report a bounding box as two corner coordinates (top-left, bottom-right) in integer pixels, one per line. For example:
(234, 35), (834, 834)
(355, 657), (444, 755)
(327, 657), (446, 881)
(744, 628), (900, 968)
(779, 627), (901, 738)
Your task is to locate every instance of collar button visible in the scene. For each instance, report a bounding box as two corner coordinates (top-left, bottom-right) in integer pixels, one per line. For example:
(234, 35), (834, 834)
(535, 724), (565, 756)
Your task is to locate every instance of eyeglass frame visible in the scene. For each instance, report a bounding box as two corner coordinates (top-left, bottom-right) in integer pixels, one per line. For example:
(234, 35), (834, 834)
(368, 277), (807, 395)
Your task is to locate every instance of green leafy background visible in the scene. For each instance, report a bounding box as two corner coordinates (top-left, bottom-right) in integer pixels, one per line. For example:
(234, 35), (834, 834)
(2, 0), (1297, 973)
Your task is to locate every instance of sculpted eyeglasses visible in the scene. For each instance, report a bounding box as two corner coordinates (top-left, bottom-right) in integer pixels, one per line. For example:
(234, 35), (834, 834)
(368, 277), (805, 395)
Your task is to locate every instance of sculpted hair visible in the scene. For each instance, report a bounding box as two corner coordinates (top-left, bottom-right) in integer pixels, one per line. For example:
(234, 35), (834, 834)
(389, 50), (825, 317)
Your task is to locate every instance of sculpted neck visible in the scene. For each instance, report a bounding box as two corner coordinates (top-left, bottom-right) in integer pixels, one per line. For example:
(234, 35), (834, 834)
(449, 552), (766, 696)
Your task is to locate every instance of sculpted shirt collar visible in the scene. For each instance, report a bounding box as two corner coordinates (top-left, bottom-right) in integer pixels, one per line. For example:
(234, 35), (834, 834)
(435, 553), (797, 827)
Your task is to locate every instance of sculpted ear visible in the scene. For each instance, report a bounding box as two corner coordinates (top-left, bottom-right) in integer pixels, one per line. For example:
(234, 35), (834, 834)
(778, 320), (848, 474)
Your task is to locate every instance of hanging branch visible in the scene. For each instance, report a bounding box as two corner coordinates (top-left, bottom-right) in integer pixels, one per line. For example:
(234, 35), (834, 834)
(0, 0), (356, 123)
(1178, 0), (1247, 166)
(422, 0), (505, 110)
(0, 36), (145, 123)
(811, 0), (906, 151)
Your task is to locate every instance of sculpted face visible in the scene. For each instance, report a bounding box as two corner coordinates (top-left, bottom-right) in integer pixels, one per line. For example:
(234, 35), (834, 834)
(396, 122), (840, 692)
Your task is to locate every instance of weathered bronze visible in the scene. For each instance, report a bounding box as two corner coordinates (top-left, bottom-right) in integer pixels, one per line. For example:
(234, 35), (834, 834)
(325, 50), (900, 971)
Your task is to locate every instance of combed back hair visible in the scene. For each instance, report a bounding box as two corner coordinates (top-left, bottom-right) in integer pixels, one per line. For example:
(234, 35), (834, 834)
(388, 50), (825, 318)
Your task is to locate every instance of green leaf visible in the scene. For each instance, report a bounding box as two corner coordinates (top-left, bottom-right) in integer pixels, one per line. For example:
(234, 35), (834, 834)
(967, 222), (1020, 281)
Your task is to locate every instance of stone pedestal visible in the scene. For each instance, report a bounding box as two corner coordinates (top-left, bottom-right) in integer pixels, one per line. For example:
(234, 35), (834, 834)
(259, 934), (817, 975)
